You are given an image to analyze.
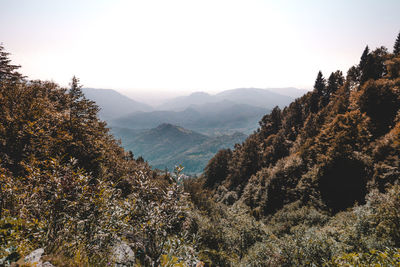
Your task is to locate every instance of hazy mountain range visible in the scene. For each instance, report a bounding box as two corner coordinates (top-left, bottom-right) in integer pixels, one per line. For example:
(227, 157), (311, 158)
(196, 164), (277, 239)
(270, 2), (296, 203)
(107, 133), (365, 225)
(157, 87), (305, 111)
(83, 87), (307, 173)
(82, 88), (153, 120)
(110, 102), (269, 135)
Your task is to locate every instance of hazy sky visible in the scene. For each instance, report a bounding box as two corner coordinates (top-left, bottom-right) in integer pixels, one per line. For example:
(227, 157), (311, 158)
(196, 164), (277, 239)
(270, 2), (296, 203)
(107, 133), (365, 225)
(1, 0), (399, 102)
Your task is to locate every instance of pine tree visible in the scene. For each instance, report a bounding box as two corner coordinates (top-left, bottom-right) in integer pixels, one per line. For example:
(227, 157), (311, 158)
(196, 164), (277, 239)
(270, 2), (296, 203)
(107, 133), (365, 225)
(346, 66), (360, 88)
(259, 106), (282, 137)
(394, 32), (400, 55)
(204, 148), (232, 187)
(67, 76), (103, 174)
(69, 76), (84, 101)
(314, 71), (325, 95)
(359, 45), (370, 70)
(360, 47), (388, 84)
(0, 44), (21, 82)
(327, 70), (344, 96)
(68, 76), (98, 122)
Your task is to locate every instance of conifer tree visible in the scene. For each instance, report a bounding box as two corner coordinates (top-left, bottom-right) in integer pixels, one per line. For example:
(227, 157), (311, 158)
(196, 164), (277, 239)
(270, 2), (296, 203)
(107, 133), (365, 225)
(394, 31), (400, 55)
(360, 46), (388, 84)
(68, 76), (98, 122)
(204, 148), (232, 187)
(0, 44), (21, 81)
(327, 70), (344, 96)
(359, 45), (370, 70)
(69, 76), (84, 101)
(314, 71), (325, 95)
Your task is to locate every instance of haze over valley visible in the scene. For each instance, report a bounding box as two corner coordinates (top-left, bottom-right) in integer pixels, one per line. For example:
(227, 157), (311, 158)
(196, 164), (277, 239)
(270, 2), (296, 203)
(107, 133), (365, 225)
(83, 87), (303, 173)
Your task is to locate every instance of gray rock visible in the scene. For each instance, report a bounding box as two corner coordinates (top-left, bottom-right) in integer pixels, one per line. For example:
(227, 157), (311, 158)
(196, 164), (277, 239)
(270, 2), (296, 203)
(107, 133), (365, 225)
(113, 241), (135, 266)
(24, 248), (55, 267)
(25, 248), (44, 264)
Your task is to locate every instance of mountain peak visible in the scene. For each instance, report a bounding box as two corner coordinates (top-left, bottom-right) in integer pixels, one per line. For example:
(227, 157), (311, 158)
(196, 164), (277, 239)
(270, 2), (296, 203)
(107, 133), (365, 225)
(82, 88), (152, 120)
(189, 92), (210, 97)
(156, 123), (193, 135)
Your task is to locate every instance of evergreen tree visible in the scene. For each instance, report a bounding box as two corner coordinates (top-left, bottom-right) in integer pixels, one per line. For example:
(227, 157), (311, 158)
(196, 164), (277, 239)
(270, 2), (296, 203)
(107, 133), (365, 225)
(69, 76), (84, 102)
(346, 66), (360, 89)
(327, 70), (344, 96)
(359, 45), (370, 70)
(0, 44), (21, 82)
(68, 76), (99, 122)
(259, 106), (282, 138)
(360, 47), (388, 84)
(394, 31), (400, 55)
(67, 76), (105, 175)
(204, 148), (232, 187)
(314, 71), (325, 95)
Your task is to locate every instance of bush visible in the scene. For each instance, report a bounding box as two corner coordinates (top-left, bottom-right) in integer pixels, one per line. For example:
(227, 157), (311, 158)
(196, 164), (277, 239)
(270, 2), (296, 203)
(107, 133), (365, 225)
(328, 248), (400, 266)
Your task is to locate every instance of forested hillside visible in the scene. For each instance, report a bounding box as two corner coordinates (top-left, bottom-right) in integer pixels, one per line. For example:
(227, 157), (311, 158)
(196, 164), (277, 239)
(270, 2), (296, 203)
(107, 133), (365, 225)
(0, 45), (192, 266)
(1, 32), (400, 266)
(192, 33), (400, 265)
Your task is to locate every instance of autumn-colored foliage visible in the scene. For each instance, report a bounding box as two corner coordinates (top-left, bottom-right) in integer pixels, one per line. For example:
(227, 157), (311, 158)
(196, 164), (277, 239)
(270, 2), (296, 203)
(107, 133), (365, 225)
(2, 32), (400, 266)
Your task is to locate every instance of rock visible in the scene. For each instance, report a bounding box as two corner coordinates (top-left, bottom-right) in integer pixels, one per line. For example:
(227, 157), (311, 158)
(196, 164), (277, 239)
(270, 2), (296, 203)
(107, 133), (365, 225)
(21, 248), (55, 267)
(24, 248), (44, 264)
(113, 241), (135, 266)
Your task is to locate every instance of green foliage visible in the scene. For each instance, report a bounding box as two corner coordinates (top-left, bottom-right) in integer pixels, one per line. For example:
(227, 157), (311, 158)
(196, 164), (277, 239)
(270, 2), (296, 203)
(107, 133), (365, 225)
(112, 124), (246, 175)
(328, 248), (400, 266)
(268, 201), (329, 236)
(198, 33), (400, 265)
(0, 46), (191, 266)
(204, 148), (232, 188)
(356, 78), (400, 136)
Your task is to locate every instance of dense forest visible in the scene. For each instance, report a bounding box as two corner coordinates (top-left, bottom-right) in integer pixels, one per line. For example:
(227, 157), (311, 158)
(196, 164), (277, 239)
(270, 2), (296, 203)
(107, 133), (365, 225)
(1, 31), (400, 266)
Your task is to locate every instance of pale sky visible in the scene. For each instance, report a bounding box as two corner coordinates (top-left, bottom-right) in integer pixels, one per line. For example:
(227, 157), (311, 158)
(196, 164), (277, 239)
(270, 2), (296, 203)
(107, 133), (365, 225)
(1, 0), (399, 102)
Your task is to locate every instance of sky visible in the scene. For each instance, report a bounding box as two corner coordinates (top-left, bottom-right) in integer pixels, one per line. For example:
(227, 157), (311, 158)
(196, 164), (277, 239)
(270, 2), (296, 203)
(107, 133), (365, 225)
(1, 0), (399, 104)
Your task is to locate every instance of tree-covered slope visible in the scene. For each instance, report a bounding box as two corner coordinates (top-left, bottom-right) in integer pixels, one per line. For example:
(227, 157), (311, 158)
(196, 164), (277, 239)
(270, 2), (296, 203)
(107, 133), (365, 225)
(182, 34), (400, 265)
(0, 45), (193, 266)
(204, 43), (400, 215)
(112, 124), (247, 174)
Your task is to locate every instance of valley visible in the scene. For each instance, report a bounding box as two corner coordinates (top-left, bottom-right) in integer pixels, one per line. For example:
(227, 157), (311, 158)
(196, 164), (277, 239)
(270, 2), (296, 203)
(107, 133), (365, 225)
(85, 87), (302, 174)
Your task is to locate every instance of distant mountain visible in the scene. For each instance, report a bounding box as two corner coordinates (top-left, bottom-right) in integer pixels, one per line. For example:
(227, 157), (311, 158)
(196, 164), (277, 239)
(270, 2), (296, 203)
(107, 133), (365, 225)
(110, 102), (269, 135)
(263, 87), (309, 98)
(82, 88), (152, 120)
(157, 92), (215, 111)
(111, 124), (247, 174)
(158, 87), (295, 111)
(215, 88), (293, 108)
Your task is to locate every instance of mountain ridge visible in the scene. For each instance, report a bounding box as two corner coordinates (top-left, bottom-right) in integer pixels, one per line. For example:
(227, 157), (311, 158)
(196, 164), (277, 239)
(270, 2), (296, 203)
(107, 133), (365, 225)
(110, 102), (269, 135)
(82, 88), (152, 120)
(157, 87), (299, 111)
(111, 123), (247, 174)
